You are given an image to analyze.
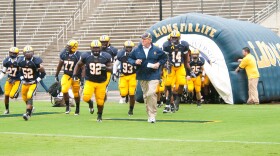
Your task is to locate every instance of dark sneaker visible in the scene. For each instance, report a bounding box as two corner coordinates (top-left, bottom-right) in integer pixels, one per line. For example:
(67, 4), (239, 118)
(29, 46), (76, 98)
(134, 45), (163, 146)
(170, 103), (176, 113)
(163, 106), (171, 113)
(97, 114), (102, 122)
(65, 106), (71, 114)
(23, 113), (30, 121)
(197, 101), (202, 107)
(74, 108), (79, 115)
(4, 109), (9, 115)
(89, 107), (94, 114)
(128, 109), (133, 116)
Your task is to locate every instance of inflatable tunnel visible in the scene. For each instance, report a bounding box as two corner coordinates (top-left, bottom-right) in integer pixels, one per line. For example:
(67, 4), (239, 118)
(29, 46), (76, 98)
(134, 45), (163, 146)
(136, 13), (280, 104)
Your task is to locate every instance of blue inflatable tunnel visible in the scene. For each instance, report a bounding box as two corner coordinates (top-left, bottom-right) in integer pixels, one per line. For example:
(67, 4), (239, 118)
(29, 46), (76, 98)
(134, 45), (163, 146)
(136, 13), (280, 104)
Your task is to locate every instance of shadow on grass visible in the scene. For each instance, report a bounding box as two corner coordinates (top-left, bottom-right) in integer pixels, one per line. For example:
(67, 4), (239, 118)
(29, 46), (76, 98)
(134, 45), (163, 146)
(104, 118), (216, 123)
(0, 112), (61, 118)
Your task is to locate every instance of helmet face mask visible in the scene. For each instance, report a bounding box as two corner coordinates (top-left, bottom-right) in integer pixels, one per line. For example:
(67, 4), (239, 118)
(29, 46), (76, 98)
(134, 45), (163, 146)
(125, 47), (133, 54)
(170, 36), (180, 45)
(9, 52), (18, 59)
(101, 41), (109, 50)
(191, 49), (200, 62)
(24, 51), (34, 60)
(91, 47), (101, 56)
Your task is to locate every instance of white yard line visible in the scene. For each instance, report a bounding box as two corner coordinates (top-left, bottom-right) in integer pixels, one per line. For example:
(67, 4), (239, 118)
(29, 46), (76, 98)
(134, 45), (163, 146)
(0, 131), (279, 145)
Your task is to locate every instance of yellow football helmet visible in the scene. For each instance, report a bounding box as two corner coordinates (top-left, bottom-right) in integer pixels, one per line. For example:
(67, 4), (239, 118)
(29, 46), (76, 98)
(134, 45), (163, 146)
(90, 40), (102, 56)
(191, 49), (200, 55)
(23, 45), (34, 60)
(153, 43), (159, 47)
(9, 47), (19, 58)
(66, 39), (78, 53)
(170, 30), (181, 44)
(99, 35), (110, 49)
(124, 40), (135, 53)
(124, 41), (135, 47)
(90, 40), (102, 48)
(170, 30), (181, 38)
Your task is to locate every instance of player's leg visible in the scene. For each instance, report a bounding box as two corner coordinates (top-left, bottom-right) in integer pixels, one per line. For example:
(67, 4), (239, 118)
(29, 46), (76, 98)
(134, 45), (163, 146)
(163, 68), (175, 113)
(61, 74), (72, 114)
(72, 80), (81, 115)
(23, 83), (37, 121)
(83, 80), (95, 114)
(194, 76), (202, 107)
(95, 82), (107, 122)
(174, 65), (186, 111)
(128, 74), (137, 116)
(4, 81), (12, 114)
(187, 78), (195, 104)
(119, 76), (129, 104)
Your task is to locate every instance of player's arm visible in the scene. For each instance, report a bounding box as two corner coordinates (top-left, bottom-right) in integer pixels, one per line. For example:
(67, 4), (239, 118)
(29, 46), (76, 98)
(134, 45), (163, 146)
(105, 62), (113, 73)
(113, 60), (120, 75)
(73, 60), (84, 80)
(36, 64), (46, 83)
(55, 60), (64, 81)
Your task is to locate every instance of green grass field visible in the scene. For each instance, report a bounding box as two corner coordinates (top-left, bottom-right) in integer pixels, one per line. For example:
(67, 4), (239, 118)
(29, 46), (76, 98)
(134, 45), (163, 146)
(0, 101), (280, 156)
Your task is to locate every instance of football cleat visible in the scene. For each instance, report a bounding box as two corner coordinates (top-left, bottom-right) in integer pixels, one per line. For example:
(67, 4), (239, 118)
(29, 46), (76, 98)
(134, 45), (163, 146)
(65, 106), (71, 114)
(128, 109), (133, 116)
(174, 98), (180, 111)
(197, 100), (202, 107)
(23, 113), (30, 121)
(74, 108), (79, 115)
(97, 114), (102, 122)
(170, 103), (176, 113)
(4, 109), (9, 115)
(163, 106), (171, 113)
(89, 108), (94, 114)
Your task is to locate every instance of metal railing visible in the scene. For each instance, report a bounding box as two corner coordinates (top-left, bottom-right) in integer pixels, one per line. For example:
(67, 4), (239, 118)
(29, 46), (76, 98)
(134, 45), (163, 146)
(248, 0), (279, 23)
(56, 0), (92, 49)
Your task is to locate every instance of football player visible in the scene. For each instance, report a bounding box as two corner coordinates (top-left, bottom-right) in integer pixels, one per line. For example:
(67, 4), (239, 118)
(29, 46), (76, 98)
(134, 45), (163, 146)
(187, 49), (205, 106)
(162, 30), (190, 113)
(18, 46), (46, 120)
(55, 39), (82, 115)
(73, 40), (112, 122)
(99, 35), (117, 98)
(0, 47), (21, 114)
(112, 41), (136, 116)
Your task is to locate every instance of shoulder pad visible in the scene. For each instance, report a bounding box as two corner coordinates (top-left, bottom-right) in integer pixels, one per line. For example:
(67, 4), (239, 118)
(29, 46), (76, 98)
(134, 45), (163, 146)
(33, 56), (43, 64)
(101, 52), (112, 62)
(2, 57), (10, 65)
(116, 50), (125, 60)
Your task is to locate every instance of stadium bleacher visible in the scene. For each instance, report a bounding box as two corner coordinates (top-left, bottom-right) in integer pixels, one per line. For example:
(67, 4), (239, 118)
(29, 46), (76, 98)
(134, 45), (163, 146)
(0, 0), (279, 75)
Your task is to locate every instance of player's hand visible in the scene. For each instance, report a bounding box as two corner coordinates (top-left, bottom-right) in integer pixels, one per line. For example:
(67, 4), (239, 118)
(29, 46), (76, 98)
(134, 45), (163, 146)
(55, 75), (59, 82)
(22, 80), (28, 85)
(72, 75), (79, 81)
(190, 71), (196, 78)
(201, 76), (205, 82)
(235, 67), (239, 73)
(187, 76), (191, 81)
(112, 73), (118, 82)
(101, 64), (107, 71)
